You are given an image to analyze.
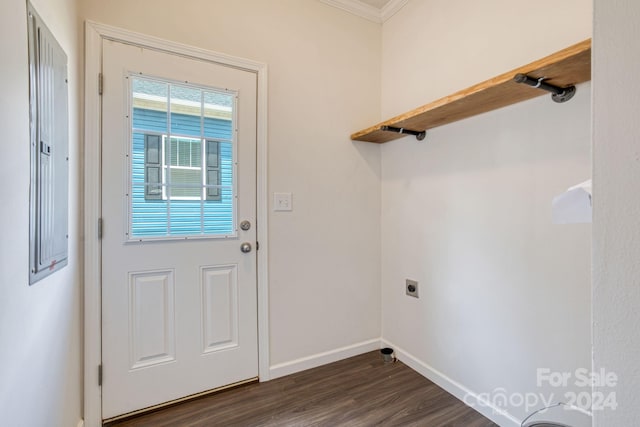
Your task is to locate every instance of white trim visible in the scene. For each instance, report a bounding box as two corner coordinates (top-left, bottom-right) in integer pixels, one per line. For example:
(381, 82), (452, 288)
(380, 0), (409, 22)
(83, 21), (102, 427)
(381, 340), (521, 427)
(256, 60), (270, 382)
(318, 0), (408, 23)
(83, 20), (269, 427)
(319, 0), (382, 23)
(77, 420), (84, 427)
(269, 338), (381, 380)
(86, 22), (266, 72)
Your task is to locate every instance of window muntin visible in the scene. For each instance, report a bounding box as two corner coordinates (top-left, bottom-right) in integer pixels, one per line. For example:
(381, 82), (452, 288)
(129, 75), (235, 240)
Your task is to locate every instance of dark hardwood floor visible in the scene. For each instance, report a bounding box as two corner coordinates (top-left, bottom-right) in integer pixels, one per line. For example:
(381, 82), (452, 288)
(105, 351), (498, 427)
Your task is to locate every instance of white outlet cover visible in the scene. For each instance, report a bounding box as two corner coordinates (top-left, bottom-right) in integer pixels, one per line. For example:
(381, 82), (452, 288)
(273, 192), (292, 211)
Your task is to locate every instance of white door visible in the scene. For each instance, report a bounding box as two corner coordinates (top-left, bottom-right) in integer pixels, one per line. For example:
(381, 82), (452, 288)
(101, 39), (258, 419)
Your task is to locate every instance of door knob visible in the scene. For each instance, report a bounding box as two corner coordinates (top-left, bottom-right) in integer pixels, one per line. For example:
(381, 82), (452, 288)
(240, 242), (252, 253)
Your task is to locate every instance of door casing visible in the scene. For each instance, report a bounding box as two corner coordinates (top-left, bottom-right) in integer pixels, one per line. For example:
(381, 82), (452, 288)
(83, 21), (269, 427)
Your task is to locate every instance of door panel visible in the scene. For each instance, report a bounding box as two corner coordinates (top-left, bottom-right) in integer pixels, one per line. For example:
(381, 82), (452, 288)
(128, 270), (176, 369)
(201, 265), (238, 352)
(101, 39), (258, 419)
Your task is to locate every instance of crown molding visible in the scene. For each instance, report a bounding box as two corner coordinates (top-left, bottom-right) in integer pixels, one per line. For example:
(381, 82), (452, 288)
(380, 0), (409, 21)
(320, 0), (381, 23)
(319, 0), (409, 23)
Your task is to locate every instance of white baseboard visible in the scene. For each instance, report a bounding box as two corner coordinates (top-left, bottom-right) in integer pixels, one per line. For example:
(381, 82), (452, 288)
(77, 420), (84, 427)
(382, 340), (521, 427)
(269, 338), (381, 380)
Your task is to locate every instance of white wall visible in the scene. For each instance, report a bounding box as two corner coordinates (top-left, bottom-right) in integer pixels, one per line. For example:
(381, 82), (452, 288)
(0, 0), (82, 426)
(593, 0), (640, 425)
(80, 0), (382, 372)
(380, 0), (592, 424)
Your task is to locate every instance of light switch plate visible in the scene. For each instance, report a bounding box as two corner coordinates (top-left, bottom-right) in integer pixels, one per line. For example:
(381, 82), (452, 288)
(273, 192), (292, 211)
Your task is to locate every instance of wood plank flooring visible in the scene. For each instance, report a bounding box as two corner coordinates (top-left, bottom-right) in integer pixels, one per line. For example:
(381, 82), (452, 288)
(105, 351), (498, 427)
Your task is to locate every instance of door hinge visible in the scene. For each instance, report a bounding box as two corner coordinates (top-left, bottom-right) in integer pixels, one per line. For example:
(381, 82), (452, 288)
(256, 241), (259, 251)
(98, 364), (103, 386)
(98, 73), (103, 95)
(98, 218), (103, 239)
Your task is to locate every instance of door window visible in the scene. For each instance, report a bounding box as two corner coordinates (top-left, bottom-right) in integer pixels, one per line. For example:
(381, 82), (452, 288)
(129, 76), (236, 239)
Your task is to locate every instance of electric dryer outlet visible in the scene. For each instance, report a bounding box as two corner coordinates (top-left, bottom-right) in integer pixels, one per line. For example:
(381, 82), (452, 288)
(406, 279), (419, 298)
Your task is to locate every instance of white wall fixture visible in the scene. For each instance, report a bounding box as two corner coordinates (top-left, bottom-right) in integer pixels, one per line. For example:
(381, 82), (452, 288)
(27, 2), (69, 284)
(273, 193), (293, 211)
(552, 179), (592, 224)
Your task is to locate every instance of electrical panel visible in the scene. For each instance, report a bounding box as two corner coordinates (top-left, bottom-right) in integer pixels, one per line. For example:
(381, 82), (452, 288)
(28, 2), (69, 284)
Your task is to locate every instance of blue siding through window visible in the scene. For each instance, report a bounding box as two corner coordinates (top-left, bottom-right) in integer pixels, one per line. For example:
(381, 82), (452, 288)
(131, 108), (234, 238)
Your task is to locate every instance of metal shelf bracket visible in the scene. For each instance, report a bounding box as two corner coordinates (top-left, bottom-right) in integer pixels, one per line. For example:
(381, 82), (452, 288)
(514, 73), (577, 103)
(380, 125), (426, 141)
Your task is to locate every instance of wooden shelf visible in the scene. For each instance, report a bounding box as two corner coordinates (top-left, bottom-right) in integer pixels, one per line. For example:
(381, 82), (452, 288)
(351, 39), (592, 143)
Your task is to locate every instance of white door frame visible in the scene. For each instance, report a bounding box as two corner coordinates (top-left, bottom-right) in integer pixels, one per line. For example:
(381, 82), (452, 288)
(83, 21), (269, 427)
